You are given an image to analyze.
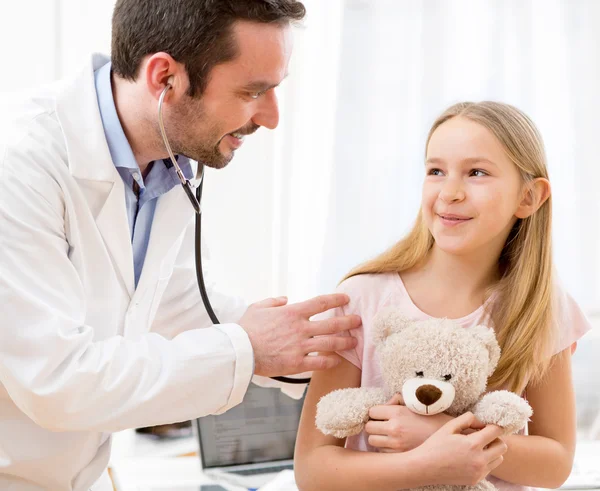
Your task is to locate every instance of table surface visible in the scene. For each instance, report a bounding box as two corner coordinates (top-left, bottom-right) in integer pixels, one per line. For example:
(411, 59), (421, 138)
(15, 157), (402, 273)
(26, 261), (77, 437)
(109, 434), (600, 491)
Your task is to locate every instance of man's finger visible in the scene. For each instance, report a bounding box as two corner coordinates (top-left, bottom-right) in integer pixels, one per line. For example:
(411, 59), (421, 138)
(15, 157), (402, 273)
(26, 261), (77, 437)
(304, 334), (357, 354)
(252, 296), (288, 309)
(294, 293), (350, 317)
(307, 315), (362, 337)
(300, 354), (342, 372)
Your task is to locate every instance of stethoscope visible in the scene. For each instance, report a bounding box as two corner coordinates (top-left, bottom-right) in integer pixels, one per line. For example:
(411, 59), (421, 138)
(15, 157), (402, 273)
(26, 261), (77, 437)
(158, 81), (309, 385)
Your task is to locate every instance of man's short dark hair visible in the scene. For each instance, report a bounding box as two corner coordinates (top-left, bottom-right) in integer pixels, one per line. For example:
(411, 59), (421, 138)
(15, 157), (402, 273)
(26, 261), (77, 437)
(111, 0), (306, 98)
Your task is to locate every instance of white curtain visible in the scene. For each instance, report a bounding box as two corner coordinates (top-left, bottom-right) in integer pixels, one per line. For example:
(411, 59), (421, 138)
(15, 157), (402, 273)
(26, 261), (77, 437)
(2, 0), (600, 314)
(0, 0), (114, 90)
(2, 0), (599, 439)
(205, 0), (600, 315)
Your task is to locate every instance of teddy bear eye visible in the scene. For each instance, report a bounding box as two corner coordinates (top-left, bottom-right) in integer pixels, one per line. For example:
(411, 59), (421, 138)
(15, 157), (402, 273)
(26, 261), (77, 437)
(415, 371), (424, 377)
(443, 374), (452, 381)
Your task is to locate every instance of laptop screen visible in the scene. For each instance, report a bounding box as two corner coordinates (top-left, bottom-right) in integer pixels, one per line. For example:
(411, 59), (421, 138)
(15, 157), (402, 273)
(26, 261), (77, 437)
(196, 384), (305, 469)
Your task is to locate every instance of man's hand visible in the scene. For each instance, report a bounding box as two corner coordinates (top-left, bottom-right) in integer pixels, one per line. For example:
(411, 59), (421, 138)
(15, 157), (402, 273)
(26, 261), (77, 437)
(238, 294), (361, 377)
(365, 394), (453, 452)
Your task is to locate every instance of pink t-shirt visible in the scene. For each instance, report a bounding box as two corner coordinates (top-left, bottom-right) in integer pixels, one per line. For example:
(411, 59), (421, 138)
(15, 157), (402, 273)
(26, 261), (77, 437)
(321, 272), (591, 491)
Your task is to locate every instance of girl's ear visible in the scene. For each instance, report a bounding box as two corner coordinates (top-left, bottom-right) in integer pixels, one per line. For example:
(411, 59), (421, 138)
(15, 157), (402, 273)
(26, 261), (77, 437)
(515, 177), (551, 219)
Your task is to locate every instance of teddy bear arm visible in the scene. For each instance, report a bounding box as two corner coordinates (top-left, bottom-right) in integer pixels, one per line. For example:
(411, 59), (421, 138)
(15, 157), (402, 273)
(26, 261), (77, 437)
(471, 390), (533, 434)
(315, 387), (388, 438)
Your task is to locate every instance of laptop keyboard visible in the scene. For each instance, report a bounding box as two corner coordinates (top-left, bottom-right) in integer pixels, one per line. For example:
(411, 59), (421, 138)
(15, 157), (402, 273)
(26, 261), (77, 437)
(231, 464), (293, 476)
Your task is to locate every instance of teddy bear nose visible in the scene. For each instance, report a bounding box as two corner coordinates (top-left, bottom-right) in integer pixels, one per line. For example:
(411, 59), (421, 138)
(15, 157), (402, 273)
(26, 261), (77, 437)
(416, 384), (442, 406)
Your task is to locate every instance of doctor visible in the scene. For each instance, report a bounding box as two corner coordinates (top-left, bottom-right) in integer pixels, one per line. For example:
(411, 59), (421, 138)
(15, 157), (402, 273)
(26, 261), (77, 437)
(0, 1), (361, 490)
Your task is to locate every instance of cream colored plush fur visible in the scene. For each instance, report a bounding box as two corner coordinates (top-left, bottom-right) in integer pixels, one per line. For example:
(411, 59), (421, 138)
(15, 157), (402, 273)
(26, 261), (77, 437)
(315, 309), (533, 491)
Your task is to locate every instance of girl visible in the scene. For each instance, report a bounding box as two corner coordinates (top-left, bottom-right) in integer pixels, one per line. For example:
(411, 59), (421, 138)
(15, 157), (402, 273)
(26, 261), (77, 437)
(294, 101), (591, 491)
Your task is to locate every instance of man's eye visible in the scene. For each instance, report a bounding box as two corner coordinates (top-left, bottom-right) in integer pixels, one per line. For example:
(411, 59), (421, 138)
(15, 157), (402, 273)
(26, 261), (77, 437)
(250, 91), (266, 100)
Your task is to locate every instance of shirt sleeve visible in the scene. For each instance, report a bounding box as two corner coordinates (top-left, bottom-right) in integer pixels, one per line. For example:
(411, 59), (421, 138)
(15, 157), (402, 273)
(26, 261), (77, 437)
(553, 284), (593, 355)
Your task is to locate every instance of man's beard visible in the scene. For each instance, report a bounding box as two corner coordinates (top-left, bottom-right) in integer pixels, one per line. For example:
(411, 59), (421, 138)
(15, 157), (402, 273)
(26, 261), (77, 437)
(163, 96), (258, 170)
(179, 137), (233, 170)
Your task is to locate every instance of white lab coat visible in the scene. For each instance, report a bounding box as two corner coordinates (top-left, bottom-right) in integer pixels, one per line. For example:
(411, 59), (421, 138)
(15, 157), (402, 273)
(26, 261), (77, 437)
(0, 54), (304, 491)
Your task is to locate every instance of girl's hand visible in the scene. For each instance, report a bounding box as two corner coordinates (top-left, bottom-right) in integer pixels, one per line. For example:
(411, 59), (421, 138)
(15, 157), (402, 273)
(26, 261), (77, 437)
(365, 394), (453, 452)
(416, 412), (507, 486)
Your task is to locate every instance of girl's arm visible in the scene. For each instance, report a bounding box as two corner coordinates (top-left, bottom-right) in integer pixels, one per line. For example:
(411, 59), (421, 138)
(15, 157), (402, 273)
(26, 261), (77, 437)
(294, 355), (508, 491)
(488, 347), (576, 488)
(364, 348), (576, 489)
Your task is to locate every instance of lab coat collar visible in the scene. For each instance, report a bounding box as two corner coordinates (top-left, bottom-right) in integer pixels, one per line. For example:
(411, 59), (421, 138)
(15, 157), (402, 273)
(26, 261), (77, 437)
(55, 54), (135, 296)
(54, 54), (198, 302)
(56, 53), (119, 183)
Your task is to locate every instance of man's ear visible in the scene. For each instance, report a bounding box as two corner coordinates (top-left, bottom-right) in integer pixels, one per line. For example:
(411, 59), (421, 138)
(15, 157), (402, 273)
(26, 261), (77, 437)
(515, 177), (551, 219)
(144, 52), (189, 103)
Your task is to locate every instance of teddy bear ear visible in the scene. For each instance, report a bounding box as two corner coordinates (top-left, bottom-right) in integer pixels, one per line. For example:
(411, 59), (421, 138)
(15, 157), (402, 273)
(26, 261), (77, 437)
(372, 308), (413, 345)
(469, 325), (501, 376)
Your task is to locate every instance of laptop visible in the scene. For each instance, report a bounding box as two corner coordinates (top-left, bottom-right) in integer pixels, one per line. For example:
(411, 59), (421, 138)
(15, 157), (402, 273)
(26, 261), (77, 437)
(194, 383), (305, 489)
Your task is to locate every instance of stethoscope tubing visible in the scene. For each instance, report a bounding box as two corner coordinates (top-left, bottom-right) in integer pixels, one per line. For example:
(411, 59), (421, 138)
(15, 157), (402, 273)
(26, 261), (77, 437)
(158, 83), (309, 385)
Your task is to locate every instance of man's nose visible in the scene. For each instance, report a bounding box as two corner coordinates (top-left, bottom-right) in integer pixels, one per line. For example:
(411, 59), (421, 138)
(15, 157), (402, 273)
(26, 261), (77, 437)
(252, 89), (280, 130)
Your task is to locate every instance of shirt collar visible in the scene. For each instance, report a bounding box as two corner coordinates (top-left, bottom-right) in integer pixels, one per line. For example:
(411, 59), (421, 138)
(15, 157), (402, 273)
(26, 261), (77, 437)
(94, 62), (139, 172)
(94, 61), (193, 180)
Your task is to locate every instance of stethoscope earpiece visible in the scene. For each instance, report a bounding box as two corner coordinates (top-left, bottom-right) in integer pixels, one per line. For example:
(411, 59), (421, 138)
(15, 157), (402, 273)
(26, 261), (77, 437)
(157, 72), (309, 385)
(157, 77), (200, 215)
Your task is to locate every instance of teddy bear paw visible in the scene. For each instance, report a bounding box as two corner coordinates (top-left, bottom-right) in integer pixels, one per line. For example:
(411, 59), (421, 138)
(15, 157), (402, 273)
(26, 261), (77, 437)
(316, 387), (387, 438)
(472, 390), (533, 434)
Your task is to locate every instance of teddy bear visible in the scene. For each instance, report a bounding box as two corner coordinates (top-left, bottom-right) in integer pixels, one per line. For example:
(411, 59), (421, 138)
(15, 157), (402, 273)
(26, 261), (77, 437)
(315, 309), (533, 491)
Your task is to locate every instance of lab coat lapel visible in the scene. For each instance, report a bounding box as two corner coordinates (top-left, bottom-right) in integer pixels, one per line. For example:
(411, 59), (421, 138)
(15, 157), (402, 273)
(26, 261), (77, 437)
(94, 179), (136, 297)
(55, 54), (135, 297)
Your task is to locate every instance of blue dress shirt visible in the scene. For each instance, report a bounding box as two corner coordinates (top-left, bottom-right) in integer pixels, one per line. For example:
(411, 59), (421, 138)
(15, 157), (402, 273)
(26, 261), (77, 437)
(94, 62), (193, 286)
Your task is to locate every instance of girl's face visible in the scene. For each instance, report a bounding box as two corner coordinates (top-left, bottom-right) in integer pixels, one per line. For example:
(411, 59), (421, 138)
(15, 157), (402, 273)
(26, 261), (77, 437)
(423, 117), (525, 257)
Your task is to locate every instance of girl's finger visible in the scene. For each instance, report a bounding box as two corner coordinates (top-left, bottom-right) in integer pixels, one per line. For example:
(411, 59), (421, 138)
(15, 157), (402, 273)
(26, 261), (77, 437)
(364, 420), (389, 436)
(368, 404), (404, 421)
(367, 434), (394, 449)
(385, 393), (405, 405)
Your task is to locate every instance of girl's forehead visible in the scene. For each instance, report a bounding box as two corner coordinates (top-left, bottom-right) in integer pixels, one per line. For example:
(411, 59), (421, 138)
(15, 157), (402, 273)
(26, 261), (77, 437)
(427, 117), (508, 164)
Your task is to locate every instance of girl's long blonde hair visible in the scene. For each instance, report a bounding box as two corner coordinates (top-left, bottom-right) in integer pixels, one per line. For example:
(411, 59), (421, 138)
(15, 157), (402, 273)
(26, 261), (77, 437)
(344, 101), (555, 393)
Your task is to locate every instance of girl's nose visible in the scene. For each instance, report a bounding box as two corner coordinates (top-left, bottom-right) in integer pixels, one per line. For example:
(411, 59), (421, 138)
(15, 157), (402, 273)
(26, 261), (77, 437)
(439, 179), (465, 203)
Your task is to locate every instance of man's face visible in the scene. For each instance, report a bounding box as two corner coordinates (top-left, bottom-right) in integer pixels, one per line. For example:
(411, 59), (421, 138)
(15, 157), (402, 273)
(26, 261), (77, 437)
(168, 20), (293, 169)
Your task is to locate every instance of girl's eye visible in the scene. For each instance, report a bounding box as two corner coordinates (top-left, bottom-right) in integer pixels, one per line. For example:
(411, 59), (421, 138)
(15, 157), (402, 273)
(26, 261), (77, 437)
(470, 169), (487, 177)
(427, 168), (443, 176)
